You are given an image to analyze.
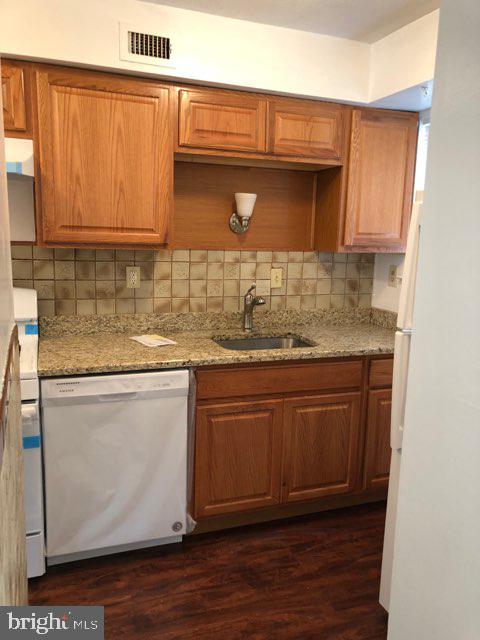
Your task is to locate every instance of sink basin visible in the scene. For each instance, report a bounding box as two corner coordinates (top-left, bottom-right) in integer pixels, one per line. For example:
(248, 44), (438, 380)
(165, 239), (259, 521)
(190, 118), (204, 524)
(214, 336), (314, 351)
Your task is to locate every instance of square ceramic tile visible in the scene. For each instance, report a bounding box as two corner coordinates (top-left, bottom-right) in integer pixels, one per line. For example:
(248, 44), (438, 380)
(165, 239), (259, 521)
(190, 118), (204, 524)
(286, 296), (301, 310)
(75, 249), (97, 261)
(136, 261), (154, 280)
(224, 250), (241, 263)
(190, 250), (207, 263)
(207, 280), (223, 297)
(272, 251), (288, 262)
(134, 250), (154, 261)
(33, 260), (54, 280)
(189, 280), (207, 297)
(301, 279), (316, 295)
(287, 280), (301, 295)
(331, 279), (346, 294)
(303, 251), (316, 262)
(223, 297), (239, 312)
(190, 298), (207, 312)
(255, 280), (271, 296)
(300, 295), (316, 309)
(207, 250), (224, 262)
(115, 283), (134, 299)
(207, 263), (223, 279)
(115, 261), (134, 281)
(223, 280), (239, 297)
(316, 295), (330, 309)
(154, 280), (171, 298)
(288, 251), (303, 263)
(171, 298), (189, 313)
(37, 300), (55, 316)
(135, 298), (154, 313)
(34, 281), (54, 300)
(154, 250), (172, 262)
(240, 263), (256, 280)
(172, 280), (189, 298)
(11, 246), (32, 259)
(54, 248), (74, 260)
(287, 263), (302, 279)
(115, 249), (134, 261)
(95, 261), (115, 280)
(360, 263), (374, 278)
(33, 247), (53, 259)
(241, 251), (257, 262)
(332, 263), (347, 278)
(76, 261), (96, 280)
(96, 281), (115, 299)
(55, 299), (76, 315)
(54, 281), (75, 299)
(76, 281), (95, 300)
(12, 260), (33, 279)
(189, 263), (207, 280)
(330, 295), (345, 308)
(346, 279), (359, 293)
(256, 251), (272, 262)
(317, 262), (332, 278)
(172, 262), (189, 279)
(172, 249), (190, 261)
(316, 279), (331, 294)
(256, 263), (271, 280)
(13, 280), (33, 289)
(153, 262), (172, 280)
(346, 262), (361, 277)
(54, 261), (75, 280)
(154, 299), (172, 313)
(134, 280), (154, 298)
(115, 299), (135, 314)
(96, 249), (115, 261)
(224, 263), (240, 280)
(76, 300), (96, 315)
(206, 297), (222, 311)
(345, 294), (359, 308)
(302, 263), (317, 279)
(270, 295), (286, 310)
(359, 294), (372, 307)
(360, 278), (373, 293)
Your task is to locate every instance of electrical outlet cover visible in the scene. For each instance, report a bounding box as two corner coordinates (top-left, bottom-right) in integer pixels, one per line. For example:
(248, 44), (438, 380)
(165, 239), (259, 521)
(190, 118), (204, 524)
(270, 268), (283, 289)
(126, 266), (141, 289)
(388, 265), (398, 287)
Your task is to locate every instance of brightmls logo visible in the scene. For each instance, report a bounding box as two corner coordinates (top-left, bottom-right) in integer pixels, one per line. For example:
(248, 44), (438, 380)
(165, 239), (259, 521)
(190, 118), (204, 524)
(0, 607), (104, 638)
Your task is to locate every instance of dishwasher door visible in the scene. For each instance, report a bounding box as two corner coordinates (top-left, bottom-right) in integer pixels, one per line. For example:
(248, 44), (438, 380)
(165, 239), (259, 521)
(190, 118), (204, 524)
(41, 370), (189, 562)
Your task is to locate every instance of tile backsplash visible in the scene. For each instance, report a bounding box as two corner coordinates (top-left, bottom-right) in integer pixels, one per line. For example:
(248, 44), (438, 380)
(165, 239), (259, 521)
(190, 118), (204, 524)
(11, 246), (374, 316)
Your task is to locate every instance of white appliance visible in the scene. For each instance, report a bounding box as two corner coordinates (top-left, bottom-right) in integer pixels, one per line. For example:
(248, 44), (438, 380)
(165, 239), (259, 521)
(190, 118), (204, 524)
(13, 287), (46, 578)
(6, 138), (36, 242)
(41, 370), (189, 564)
(379, 202), (422, 610)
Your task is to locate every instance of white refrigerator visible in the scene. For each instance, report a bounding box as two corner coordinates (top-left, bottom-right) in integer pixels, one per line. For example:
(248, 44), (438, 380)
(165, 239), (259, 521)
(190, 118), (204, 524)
(379, 201), (422, 611)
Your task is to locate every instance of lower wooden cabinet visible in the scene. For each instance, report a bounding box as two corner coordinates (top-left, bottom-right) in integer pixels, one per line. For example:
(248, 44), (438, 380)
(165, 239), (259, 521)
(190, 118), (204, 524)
(194, 399), (283, 518)
(282, 393), (361, 502)
(364, 388), (392, 489)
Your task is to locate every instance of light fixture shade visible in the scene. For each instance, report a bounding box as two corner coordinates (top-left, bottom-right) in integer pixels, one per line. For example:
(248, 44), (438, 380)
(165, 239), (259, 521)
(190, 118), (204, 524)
(235, 192), (257, 219)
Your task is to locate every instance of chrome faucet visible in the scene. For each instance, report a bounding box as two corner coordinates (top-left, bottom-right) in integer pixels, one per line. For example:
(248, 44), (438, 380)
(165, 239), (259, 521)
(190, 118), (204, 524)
(243, 283), (265, 332)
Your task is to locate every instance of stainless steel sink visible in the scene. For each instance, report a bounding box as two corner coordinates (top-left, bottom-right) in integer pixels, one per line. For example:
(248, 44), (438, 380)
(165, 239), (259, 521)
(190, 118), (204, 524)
(214, 336), (314, 351)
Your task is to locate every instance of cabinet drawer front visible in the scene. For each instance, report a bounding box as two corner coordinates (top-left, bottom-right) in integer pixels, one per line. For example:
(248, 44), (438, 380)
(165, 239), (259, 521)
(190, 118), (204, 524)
(196, 360), (362, 400)
(194, 399), (283, 518)
(2, 64), (27, 132)
(282, 392), (361, 502)
(37, 69), (172, 245)
(178, 89), (267, 153)
(343, 109), (418, 249)
(369, 358), (394, 388)
(269, 98), (347, 160)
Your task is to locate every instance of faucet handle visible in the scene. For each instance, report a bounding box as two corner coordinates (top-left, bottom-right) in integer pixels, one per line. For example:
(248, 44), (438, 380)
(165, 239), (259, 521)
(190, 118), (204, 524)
(245, 282), (256, 297)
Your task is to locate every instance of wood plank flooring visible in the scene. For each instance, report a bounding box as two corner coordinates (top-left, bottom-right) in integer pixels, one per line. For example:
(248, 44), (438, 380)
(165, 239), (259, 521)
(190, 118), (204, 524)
(29, 503), (388, 640)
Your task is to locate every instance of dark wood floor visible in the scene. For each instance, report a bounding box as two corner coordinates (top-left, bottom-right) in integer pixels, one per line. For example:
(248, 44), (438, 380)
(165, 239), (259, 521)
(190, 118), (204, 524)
(29, 502), (388, 640)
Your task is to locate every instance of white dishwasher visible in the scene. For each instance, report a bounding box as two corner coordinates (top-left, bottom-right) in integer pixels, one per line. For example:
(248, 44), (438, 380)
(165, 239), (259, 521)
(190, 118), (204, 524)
(41, 369), (189, 565)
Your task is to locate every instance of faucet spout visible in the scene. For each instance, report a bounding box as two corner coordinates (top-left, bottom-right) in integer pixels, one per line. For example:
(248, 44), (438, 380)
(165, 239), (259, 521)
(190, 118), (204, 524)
(243, 282), (266, 332)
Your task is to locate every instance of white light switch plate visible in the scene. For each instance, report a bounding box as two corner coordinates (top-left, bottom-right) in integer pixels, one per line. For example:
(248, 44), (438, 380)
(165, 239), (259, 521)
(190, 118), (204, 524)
(270, 268), (283, 289)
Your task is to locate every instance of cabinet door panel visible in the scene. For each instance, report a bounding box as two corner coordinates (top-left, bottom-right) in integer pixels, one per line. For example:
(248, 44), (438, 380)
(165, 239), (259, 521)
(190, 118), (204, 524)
(195, 399), (283, 518)
(344, 109), (418, 250)
(364, 389), (392, 489)
(269, 98), (347, 161)
(283, 392), (361, 503)
(179, 89), (267, 153)
(36, 69), (172, 245)
(2, 63), (27, 132)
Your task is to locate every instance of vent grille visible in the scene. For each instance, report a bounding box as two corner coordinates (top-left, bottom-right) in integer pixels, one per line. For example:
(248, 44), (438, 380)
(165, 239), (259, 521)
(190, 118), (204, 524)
(128, 31), (171, 60)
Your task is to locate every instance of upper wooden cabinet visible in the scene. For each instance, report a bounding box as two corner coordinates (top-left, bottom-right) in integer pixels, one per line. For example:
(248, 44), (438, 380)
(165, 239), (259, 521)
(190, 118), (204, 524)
(268, 98), (348, 162)
(178, 88), (267, 154)
(343, 109), (418, 250)
(36, 68), (173, 245)
(2, 61), (28, 134)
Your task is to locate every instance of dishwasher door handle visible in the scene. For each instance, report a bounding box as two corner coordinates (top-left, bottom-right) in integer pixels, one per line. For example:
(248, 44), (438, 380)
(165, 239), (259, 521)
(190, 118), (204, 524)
(97, 392), (139, 403)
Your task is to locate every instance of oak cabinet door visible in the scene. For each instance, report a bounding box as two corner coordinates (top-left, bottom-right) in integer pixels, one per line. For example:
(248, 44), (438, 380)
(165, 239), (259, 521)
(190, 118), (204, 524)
(268, 98), (347, 161)
(36, 69), (172, 245)
(343, 109), (418, 250)
(282, 392), (361, 503)
(194, 399), (283, 518)
(364, 389), (392, 489)
(178, 88), (267, 153)
(2, 63), (27, 132)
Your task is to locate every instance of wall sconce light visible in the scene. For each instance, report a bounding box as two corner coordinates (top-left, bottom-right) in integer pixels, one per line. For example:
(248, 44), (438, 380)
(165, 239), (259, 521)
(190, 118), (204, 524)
(229, 193), (257, 234)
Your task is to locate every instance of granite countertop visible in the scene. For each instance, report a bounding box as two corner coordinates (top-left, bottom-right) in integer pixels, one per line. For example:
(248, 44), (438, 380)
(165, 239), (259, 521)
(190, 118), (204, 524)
(38, 309), (395, 377)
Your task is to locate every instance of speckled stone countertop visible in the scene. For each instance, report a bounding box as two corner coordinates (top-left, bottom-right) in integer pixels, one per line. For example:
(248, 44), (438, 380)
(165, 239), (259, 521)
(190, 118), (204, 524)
(38, 309), (396, 377)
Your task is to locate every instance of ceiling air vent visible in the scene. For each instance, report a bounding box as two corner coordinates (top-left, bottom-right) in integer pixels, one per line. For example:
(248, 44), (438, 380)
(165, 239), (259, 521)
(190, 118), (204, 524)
(119, 22), (175, 68)
(128, 31), (171, 60)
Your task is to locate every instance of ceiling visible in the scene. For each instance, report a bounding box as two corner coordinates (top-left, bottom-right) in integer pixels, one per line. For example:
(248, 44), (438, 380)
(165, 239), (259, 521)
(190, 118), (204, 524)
(144, 0), (441, 43)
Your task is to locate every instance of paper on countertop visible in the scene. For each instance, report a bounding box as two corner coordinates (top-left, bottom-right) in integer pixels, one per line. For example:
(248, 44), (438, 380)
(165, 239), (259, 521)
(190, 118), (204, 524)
(130, 334), (177, 348)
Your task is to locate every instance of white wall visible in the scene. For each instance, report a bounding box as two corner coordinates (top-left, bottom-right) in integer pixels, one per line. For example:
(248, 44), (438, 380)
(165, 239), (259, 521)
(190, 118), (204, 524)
(369, 11), (439, 102)
(388, 1), (480, 637)
(372, 254), (404, 313)
(0, 0), (438, 105)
